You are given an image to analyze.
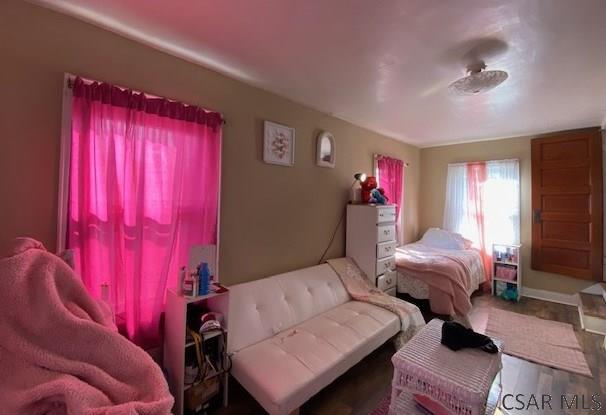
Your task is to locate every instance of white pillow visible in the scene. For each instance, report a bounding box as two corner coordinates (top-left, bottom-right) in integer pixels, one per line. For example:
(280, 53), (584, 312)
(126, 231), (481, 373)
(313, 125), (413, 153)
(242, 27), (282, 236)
(420, 228), (468, 250)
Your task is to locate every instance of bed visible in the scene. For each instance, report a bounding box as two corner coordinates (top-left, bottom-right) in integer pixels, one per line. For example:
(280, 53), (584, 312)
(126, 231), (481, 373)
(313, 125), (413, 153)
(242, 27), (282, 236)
(395, 228), (485, 317)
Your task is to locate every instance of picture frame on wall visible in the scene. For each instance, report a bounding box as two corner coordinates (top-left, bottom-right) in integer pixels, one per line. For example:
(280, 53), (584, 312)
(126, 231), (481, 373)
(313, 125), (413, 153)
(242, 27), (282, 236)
(263, 120), (295, 166)
(316, 131), (336, 168)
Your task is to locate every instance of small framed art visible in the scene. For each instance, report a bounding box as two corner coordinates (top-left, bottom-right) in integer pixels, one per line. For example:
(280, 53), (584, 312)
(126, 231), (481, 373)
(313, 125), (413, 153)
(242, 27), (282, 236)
(263, 121), (295, 166)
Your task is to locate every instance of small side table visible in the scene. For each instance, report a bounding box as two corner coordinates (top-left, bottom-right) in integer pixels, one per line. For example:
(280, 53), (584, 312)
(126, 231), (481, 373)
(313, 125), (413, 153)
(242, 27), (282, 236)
(390, 319), (502, 415)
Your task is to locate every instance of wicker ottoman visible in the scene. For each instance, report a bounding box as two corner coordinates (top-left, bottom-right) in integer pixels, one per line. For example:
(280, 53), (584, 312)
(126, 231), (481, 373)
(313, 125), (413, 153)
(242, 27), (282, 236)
(390, 319), (502, 415)
(390, 388), (500, 415)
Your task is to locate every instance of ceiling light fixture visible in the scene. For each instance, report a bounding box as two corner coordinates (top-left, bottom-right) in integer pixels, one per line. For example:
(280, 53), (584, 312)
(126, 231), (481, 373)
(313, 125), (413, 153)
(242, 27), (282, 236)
(449, 62), (508, 95)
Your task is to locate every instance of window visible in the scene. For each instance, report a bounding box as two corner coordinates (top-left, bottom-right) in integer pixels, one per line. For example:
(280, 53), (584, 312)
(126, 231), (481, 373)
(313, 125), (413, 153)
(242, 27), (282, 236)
(443, 159), (520, 278)
(59, 77), (222, 347)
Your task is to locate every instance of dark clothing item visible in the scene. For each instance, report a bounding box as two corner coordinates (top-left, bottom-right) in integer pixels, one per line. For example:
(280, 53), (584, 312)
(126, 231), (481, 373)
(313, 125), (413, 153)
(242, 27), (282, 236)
(441, 321), (499, 354)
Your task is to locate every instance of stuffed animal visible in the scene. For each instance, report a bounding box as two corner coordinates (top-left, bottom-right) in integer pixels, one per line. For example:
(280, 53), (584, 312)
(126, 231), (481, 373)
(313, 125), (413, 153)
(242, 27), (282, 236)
(361, 176), (378, 203)
(500, 284), (519, 302)
(369, 188), (389, 204)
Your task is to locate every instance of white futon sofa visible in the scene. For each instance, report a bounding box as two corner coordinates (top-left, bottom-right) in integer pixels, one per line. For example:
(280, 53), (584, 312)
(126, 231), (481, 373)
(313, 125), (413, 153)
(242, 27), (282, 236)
(227, 262), (403, 415)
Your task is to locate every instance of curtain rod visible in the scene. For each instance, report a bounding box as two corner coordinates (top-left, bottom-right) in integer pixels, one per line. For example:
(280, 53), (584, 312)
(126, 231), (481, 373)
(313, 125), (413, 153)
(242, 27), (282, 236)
(447, 158), (519, 167)
(65, 75), (227, 125)
(374, 153), (410, 167)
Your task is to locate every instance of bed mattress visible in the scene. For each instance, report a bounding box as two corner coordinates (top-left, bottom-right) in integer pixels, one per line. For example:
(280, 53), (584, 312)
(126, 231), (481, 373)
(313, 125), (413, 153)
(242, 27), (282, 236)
(396, 243), (484, 300)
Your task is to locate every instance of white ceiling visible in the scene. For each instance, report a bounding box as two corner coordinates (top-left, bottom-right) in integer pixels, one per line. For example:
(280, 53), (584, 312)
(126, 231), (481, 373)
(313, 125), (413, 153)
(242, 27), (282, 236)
(32, 0), (606, 147)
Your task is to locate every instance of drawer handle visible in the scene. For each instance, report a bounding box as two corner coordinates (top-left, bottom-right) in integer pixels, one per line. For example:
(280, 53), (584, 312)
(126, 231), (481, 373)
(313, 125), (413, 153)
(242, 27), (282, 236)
(384, 230), (390, 235)
(386, 278), (392, 285)
(385, 246), (391, 251)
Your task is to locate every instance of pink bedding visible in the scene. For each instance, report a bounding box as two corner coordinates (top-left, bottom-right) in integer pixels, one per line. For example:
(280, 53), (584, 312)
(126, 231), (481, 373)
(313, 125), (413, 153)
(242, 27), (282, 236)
(395, 243), (484, 316)
(0, 238), (174, 415)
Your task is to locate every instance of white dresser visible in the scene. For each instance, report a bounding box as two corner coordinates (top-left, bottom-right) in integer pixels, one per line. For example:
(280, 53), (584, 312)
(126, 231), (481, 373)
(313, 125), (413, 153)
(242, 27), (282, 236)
(346, 204), (397, 296)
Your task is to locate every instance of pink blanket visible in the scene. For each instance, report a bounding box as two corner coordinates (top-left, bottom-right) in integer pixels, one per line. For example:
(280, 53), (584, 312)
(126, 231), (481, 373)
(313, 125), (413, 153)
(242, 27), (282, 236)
(327, 257), (425, 349)
(395, 244), (477, 317)
(0, 238), (173, 415)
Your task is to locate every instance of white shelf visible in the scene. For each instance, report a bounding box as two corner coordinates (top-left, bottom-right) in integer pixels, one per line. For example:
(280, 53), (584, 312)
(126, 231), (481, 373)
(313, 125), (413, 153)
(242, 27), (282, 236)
(167, 287), (229, 304)
(494, 260), (518, 266)
(164, 288), (230, 415)
(493, 277), (519, 284)
(491, 243), (522, 302)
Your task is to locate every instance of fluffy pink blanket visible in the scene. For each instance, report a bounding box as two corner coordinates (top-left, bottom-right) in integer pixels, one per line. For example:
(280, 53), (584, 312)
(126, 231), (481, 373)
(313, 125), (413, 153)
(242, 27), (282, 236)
(0, 238), (173, 415)
(327, 257), (425, 349)
(395, 244), (475, 317)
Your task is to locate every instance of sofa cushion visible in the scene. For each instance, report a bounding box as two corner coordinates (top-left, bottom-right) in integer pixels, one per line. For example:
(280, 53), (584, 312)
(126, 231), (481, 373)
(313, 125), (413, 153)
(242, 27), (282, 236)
(227, 264), (350, 353)
(230, 301), (400, 415)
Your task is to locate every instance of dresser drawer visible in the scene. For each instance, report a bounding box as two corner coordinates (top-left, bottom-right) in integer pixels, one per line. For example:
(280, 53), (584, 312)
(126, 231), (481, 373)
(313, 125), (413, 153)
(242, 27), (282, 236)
(377, 224), (396, 243)
(377, 206), (396, 224)
(377, 241), (397, 259)
(377, 270), (397, 290)
(376, 255), (395, 276)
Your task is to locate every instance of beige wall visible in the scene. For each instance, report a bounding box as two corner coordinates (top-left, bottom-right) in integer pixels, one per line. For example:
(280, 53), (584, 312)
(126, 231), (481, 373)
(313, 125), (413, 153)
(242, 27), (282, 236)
(420, 133), (599, 295)
(0, 0), (420, 286)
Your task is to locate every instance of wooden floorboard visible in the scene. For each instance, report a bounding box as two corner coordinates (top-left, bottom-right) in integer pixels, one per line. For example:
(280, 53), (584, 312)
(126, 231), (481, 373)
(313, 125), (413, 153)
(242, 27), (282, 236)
(215, 293), (605, 415)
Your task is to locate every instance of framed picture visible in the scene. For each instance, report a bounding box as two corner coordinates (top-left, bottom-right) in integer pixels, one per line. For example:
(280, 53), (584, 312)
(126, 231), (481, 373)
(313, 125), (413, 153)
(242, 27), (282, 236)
(263, 121), (295, 166)
(316, 131), (335, 168)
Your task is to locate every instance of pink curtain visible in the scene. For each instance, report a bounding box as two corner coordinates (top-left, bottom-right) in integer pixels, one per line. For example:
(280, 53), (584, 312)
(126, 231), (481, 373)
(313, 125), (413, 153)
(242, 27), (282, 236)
(377, 156), (404, 244)
(67, 78), (222, 347)
(466, 162), (491, 286)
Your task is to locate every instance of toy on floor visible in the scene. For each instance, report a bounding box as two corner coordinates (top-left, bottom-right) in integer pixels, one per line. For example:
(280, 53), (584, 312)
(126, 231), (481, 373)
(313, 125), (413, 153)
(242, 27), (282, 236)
(500, 283), (519, 301)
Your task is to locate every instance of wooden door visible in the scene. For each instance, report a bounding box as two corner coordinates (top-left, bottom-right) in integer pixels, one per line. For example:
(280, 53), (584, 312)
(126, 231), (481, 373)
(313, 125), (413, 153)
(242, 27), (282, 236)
(531, 128), (603, 281)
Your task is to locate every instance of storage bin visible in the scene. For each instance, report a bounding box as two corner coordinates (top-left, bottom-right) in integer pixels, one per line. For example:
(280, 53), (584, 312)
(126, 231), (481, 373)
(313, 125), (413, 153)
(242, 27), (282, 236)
(495, 265), (517, 281)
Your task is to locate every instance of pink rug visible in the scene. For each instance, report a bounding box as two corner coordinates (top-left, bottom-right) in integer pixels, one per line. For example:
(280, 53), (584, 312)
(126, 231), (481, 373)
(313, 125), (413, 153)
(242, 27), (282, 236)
(485, 308), (592, 377)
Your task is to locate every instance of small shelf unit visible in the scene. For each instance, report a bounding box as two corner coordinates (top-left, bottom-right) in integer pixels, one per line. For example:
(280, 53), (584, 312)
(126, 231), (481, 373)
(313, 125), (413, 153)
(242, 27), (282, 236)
(164, 288), (230, 415)
(491, 244), (522, 302)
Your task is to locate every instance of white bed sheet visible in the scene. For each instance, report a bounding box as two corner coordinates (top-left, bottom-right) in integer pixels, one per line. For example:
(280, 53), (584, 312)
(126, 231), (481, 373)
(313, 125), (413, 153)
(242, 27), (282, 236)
(395, 243), (484, 300)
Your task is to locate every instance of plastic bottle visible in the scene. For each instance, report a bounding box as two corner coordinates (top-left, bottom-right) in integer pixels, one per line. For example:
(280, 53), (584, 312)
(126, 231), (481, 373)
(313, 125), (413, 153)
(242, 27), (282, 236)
(191, 270), (199, 298)
(178, 266), (186, 295)
(182, 271), (193, 296)
(199, 262), (210, 296)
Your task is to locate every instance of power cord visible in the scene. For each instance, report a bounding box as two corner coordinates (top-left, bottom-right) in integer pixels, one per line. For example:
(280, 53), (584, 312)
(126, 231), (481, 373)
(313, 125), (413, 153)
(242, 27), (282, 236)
(318, 205), (347, 264)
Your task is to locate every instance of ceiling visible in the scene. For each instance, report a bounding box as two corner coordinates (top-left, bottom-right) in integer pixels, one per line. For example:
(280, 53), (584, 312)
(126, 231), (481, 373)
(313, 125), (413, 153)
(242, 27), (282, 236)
(31, 0), (606, 147)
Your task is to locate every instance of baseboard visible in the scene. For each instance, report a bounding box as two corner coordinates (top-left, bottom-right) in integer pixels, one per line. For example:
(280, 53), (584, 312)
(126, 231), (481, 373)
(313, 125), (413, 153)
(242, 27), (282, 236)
(581, 283), (605, 296)
(520, 287), (579, 306)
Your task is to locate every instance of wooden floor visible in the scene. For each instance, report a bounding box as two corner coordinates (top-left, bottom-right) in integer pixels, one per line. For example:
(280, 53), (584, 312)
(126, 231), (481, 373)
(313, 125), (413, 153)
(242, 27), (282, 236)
(469, 295), (605, 415)
(216, 294), (605, 415)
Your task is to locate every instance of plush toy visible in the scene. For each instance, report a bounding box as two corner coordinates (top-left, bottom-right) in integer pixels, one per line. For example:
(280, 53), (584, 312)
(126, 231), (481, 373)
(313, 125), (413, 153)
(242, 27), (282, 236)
(377, 187), (389, 201)
(369, 188), (389, 204)
(361, 176), (378, 203)
(500, 284), (519, 302)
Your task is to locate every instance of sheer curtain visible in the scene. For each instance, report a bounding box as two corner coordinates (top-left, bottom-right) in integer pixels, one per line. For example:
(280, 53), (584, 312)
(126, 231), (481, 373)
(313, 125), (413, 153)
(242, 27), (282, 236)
(377, 156), (404, 244)
(443, 159), (520, 282)
(67, 78), (222, 347)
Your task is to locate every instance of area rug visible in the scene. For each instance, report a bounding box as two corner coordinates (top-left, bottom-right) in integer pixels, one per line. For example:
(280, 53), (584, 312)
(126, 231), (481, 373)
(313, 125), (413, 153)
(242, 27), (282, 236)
(485, 308), (592, 377)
